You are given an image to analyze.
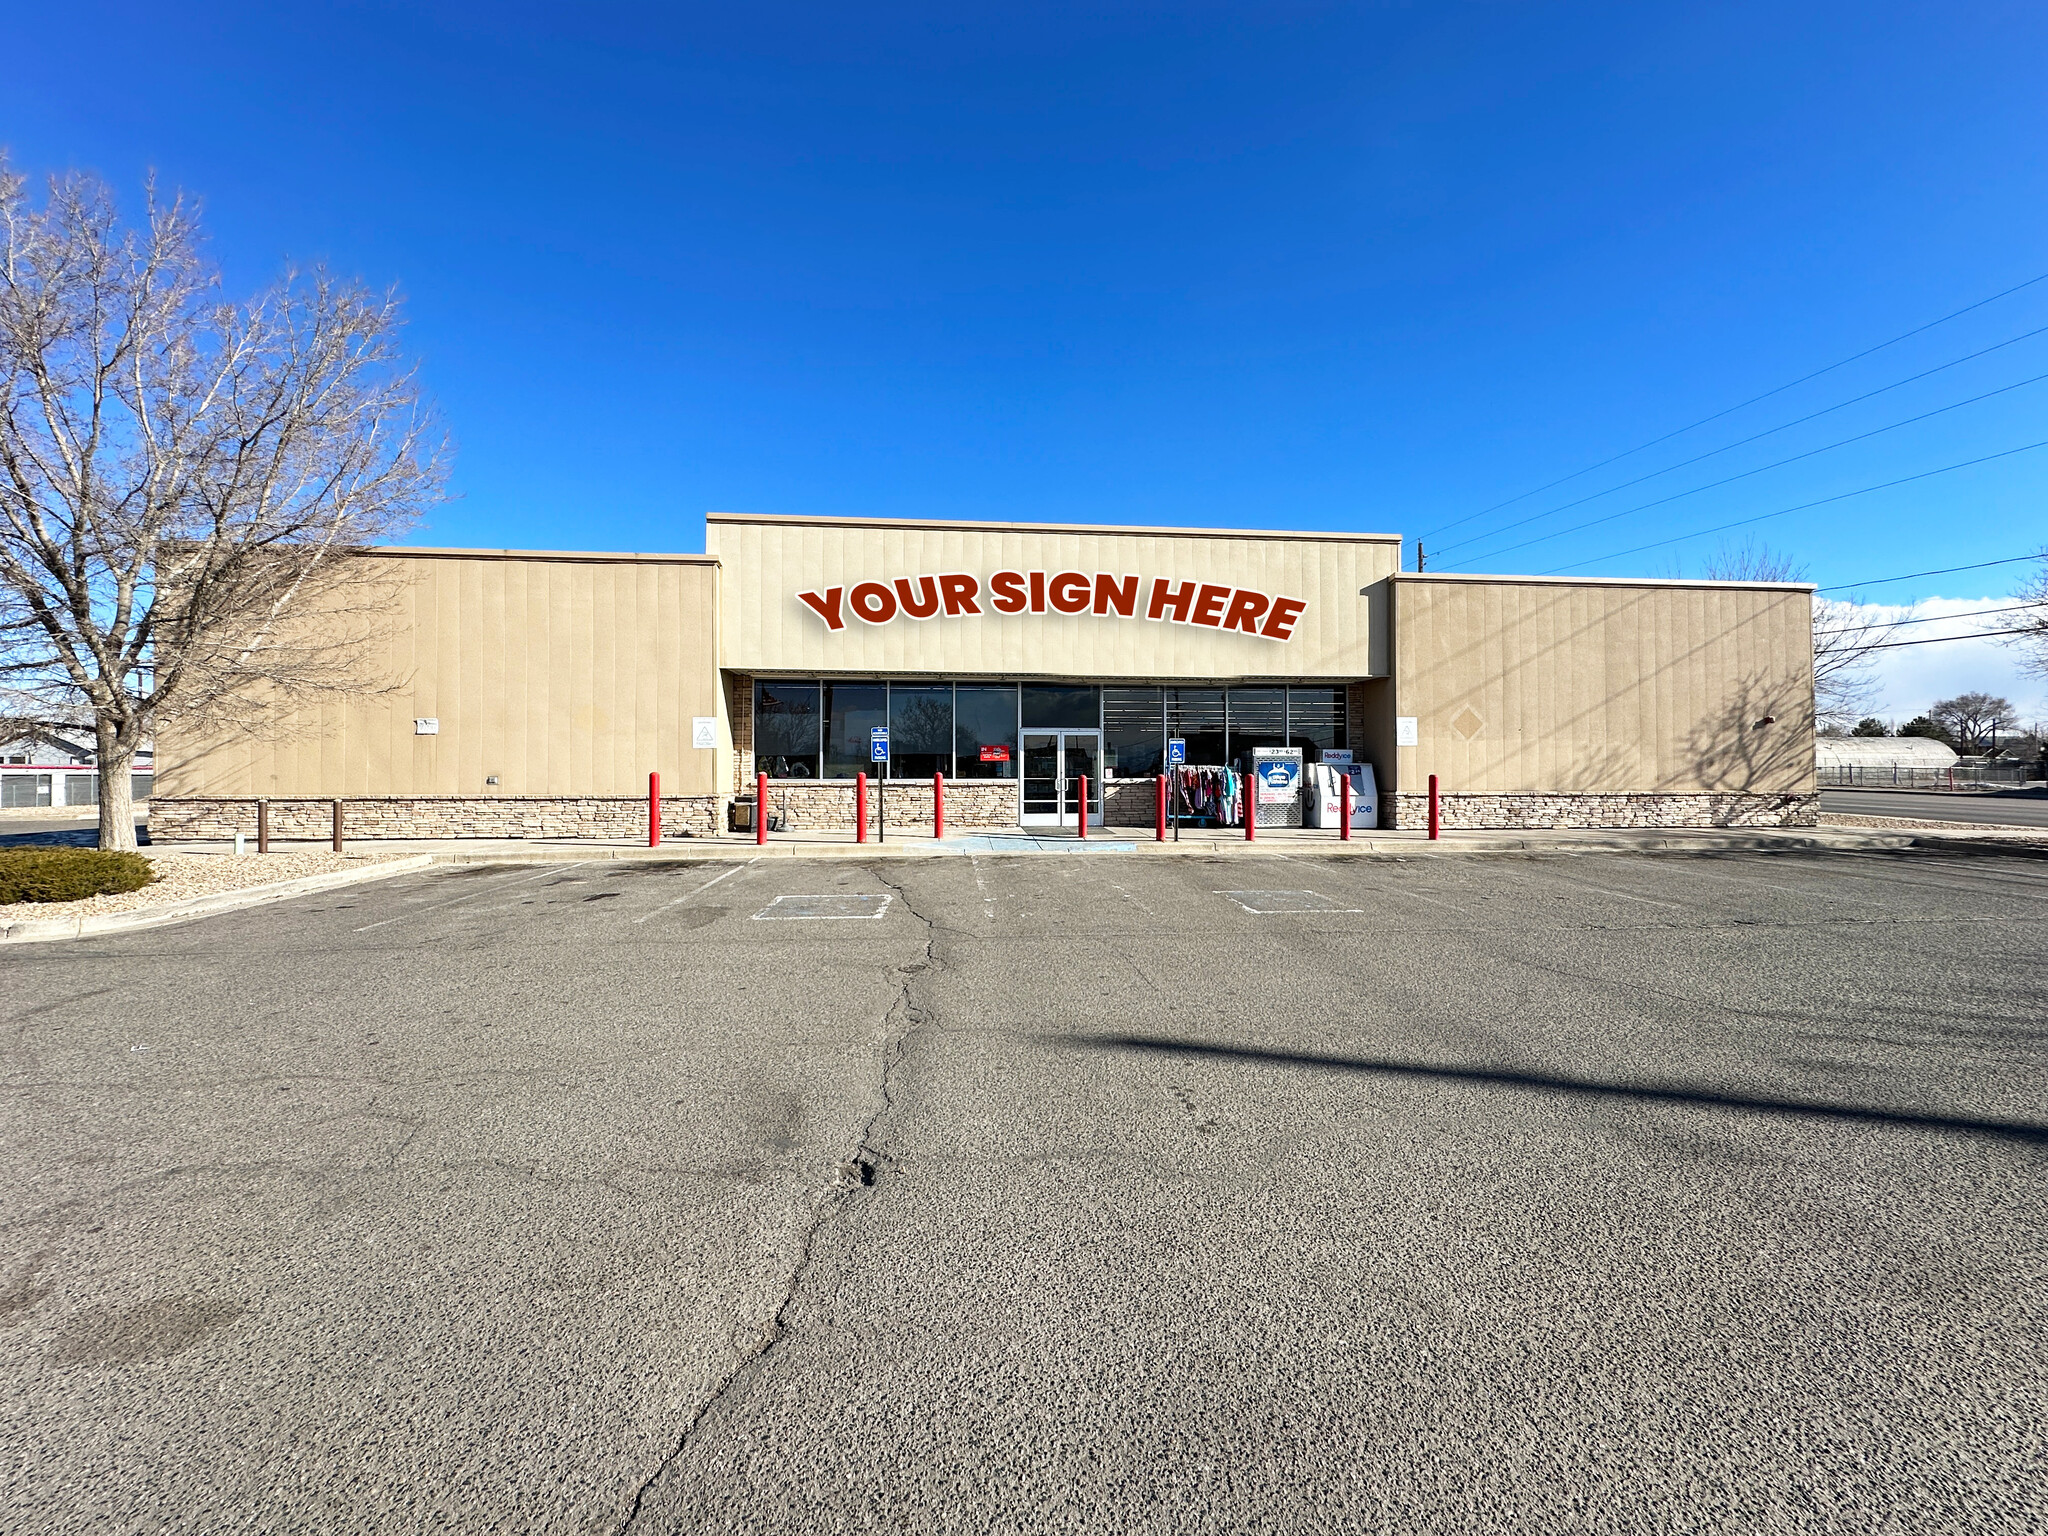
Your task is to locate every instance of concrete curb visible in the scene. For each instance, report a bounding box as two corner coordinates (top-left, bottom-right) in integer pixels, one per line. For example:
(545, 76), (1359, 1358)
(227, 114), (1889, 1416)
(0, 856), (435, 945)
(422, 828), (1928, 862)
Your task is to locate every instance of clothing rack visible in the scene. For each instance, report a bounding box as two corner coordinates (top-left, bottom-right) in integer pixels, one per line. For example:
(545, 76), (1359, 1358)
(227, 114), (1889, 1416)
(1166, 764), (1243, 827)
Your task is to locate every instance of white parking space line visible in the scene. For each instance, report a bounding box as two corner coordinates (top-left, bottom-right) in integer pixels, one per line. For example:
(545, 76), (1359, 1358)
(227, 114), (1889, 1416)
(1217, 889), (1362, 914)
(1531, 869), (1692, 911)
(752, 893), (895, 920)
(969, 854), (995, 923)
(633, 859), (758, 924)
(352, 863), (587, 932)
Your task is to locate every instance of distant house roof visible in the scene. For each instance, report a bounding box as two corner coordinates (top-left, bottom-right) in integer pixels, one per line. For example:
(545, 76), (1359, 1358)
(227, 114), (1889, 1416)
(1816, 736), (1959, 769)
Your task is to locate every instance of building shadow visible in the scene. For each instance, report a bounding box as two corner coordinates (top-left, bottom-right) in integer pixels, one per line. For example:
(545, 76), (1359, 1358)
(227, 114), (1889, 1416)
(1057, 1033), (2048, 1146)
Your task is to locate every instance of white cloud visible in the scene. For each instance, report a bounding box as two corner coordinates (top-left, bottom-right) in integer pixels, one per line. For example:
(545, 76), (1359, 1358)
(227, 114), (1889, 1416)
(1834, 595), (2046, 728)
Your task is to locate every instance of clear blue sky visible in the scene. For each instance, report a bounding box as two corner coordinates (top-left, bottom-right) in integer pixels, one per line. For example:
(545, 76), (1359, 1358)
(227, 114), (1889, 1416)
(9, 2), (2046, 603)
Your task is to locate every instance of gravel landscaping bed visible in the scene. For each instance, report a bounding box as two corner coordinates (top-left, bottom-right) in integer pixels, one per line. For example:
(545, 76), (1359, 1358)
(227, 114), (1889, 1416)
(1820, 812), (2038, 830)
(0, 850), (415, 924)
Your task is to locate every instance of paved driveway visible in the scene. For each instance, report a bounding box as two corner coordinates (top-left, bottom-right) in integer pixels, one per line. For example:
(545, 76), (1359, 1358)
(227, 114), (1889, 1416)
(1822, 786), (2048, 825)
(5, 848), (2045, 1533)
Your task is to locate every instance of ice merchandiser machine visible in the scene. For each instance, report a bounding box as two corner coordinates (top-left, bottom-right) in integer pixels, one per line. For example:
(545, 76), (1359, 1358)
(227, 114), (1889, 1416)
(1305, 757), (1377, 829)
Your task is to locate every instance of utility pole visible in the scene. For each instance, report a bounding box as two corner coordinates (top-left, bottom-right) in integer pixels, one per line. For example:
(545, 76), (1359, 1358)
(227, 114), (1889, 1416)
(1417, 541), (1426, 572)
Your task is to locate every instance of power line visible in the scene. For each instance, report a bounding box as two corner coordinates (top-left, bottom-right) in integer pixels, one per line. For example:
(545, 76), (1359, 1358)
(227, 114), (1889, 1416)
(1533, 439), (2048, 575)
(1418, 267), (2048, 543)
(1827, 600), (2044, 634)
(1859, 628), (2031, 651)
(1428, 322), (2048, 557)
(1816, 553), (2043, 591)
(1438, 370), (2048, 567)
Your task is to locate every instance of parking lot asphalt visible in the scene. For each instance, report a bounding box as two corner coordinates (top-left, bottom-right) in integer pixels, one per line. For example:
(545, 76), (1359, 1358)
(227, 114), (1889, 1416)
(4, 848), (2045, 1534)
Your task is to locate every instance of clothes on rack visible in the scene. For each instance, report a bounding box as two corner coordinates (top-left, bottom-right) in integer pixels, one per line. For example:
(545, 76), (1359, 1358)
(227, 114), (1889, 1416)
(1167, 765), (1241, 826)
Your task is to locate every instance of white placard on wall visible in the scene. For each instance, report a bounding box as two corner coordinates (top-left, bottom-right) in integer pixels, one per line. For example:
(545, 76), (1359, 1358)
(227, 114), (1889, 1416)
(414, 718), (439, 736)
(1395, 716), (1418, 747)
(692, 716), (717, 749)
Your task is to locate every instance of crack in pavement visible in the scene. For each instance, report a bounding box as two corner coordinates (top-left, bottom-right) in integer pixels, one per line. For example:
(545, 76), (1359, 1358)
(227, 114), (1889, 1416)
(616, 865), (943, 1534)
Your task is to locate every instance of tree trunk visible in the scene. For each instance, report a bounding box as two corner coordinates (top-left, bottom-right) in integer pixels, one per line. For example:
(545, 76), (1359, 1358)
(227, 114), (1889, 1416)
(95, 719), (139, 851)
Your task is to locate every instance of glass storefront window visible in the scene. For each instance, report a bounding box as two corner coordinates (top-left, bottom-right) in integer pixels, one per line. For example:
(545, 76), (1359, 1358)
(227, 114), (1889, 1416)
(1166, 687), (1225, 768)
(763, 679), (1344, 781)
(1020, 684), (1099, 729)
(1103, 687), (1164, 778)
(954, 684), (1018, 779)
(889, 685), (953, 779)
(823, 683), (887, 779)
(1286, 686), (1347, 761)
(1226, 687), (1286, 771)
(755, 681), (821, 778)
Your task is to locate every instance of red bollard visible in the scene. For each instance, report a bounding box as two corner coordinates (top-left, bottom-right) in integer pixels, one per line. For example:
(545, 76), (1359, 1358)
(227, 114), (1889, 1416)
(756, 771), (768, 845)
(856, 772), (868, 843)
(1077, 773), (1088, 840)
(934, 772), (945, 839)
(649, 770), (661, 848)
(1427, 773), (1440, 840)
(1155, 774), (1167, 842)
(1340, 771), (1351, 841)
(1244, 776), (1255, 842)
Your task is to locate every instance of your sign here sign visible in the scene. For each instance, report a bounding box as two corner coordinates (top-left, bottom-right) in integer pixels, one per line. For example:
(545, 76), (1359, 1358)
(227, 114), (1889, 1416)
(796, 571), (1307, 641)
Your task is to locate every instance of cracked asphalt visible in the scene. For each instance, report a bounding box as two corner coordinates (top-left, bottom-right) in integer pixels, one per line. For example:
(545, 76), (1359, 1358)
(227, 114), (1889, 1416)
(4, 847), (2045, 1534)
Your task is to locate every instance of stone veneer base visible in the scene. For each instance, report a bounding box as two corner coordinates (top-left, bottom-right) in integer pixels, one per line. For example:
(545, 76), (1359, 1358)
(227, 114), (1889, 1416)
(756, 779), (1019, 832)
(152, 788), (1820, 840)
(151, 796), (723, 842)
(1381, 791), (1819, 830)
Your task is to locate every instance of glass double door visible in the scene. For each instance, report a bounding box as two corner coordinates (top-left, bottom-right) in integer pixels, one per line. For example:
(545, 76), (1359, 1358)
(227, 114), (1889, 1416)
(1020, 731), (1103, 829)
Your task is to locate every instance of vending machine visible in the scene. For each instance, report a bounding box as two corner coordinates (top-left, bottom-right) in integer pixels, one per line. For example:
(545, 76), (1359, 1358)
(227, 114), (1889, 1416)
(1304, 752), (1377, 829)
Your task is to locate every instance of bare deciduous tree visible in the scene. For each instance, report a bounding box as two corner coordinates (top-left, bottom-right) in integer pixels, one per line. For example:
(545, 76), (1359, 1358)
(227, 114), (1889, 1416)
(1698, 540), (1900, 731)
(0, 161), (446, 848)
(1998, 547), (2048, 680)
(1929, 691), (2015, 755)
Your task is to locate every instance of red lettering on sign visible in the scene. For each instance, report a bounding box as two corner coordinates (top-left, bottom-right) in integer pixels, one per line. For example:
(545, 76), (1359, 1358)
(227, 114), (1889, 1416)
(1148, 578), (1196, 623)
(979, 744), (1010, 762)
(1093, 573), (1139, 616)
(1049, 571), (1091, 614)
(894, 574), (940, 619)
(938, 573), (981, 615)
(1191, 583), (1231, 627)
(794, 574), (1306, 638)
(849, 581), (898, 624)
(1222, 589), (1270, 634)
(1261, 596), (1306, 640)
(797, 587), (845, 631)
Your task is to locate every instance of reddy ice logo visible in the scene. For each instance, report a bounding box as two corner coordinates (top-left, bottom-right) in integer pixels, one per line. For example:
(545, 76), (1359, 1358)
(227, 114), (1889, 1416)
(795, 571), (1306, 641)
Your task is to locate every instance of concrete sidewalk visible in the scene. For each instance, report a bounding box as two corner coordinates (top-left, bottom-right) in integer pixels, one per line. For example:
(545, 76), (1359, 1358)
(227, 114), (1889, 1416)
(144, 822), (1953, 863)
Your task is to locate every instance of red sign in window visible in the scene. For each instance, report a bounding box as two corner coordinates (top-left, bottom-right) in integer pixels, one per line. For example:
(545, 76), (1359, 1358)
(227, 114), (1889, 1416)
(979, 745), (1011, 763)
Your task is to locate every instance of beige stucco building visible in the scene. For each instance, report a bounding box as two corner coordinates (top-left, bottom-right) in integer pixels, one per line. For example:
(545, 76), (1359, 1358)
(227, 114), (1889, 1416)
(154, 512), (1817, 839)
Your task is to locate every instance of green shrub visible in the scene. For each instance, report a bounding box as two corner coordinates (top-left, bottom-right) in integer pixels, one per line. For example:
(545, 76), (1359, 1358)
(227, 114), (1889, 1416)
(0, 848), (157, 904)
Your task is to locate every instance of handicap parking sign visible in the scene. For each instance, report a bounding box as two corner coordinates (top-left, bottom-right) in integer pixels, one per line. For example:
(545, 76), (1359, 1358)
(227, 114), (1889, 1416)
(871, 726), (889, 761)
(1166, 737), (1186, 766)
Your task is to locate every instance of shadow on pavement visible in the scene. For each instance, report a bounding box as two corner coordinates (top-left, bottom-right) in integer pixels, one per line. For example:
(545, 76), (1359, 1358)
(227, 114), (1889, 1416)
(1062, 1032), (2048, 1146)
(0, 823), (151, 849)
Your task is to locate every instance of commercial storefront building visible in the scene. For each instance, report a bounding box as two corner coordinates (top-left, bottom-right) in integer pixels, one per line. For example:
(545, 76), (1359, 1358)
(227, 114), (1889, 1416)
(154, 512), (1818, 838)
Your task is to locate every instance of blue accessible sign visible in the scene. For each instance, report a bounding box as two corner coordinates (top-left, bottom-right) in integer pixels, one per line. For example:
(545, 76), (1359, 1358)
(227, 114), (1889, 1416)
(871, 726), (890, 762)
(1166, 737), (1187, 766)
